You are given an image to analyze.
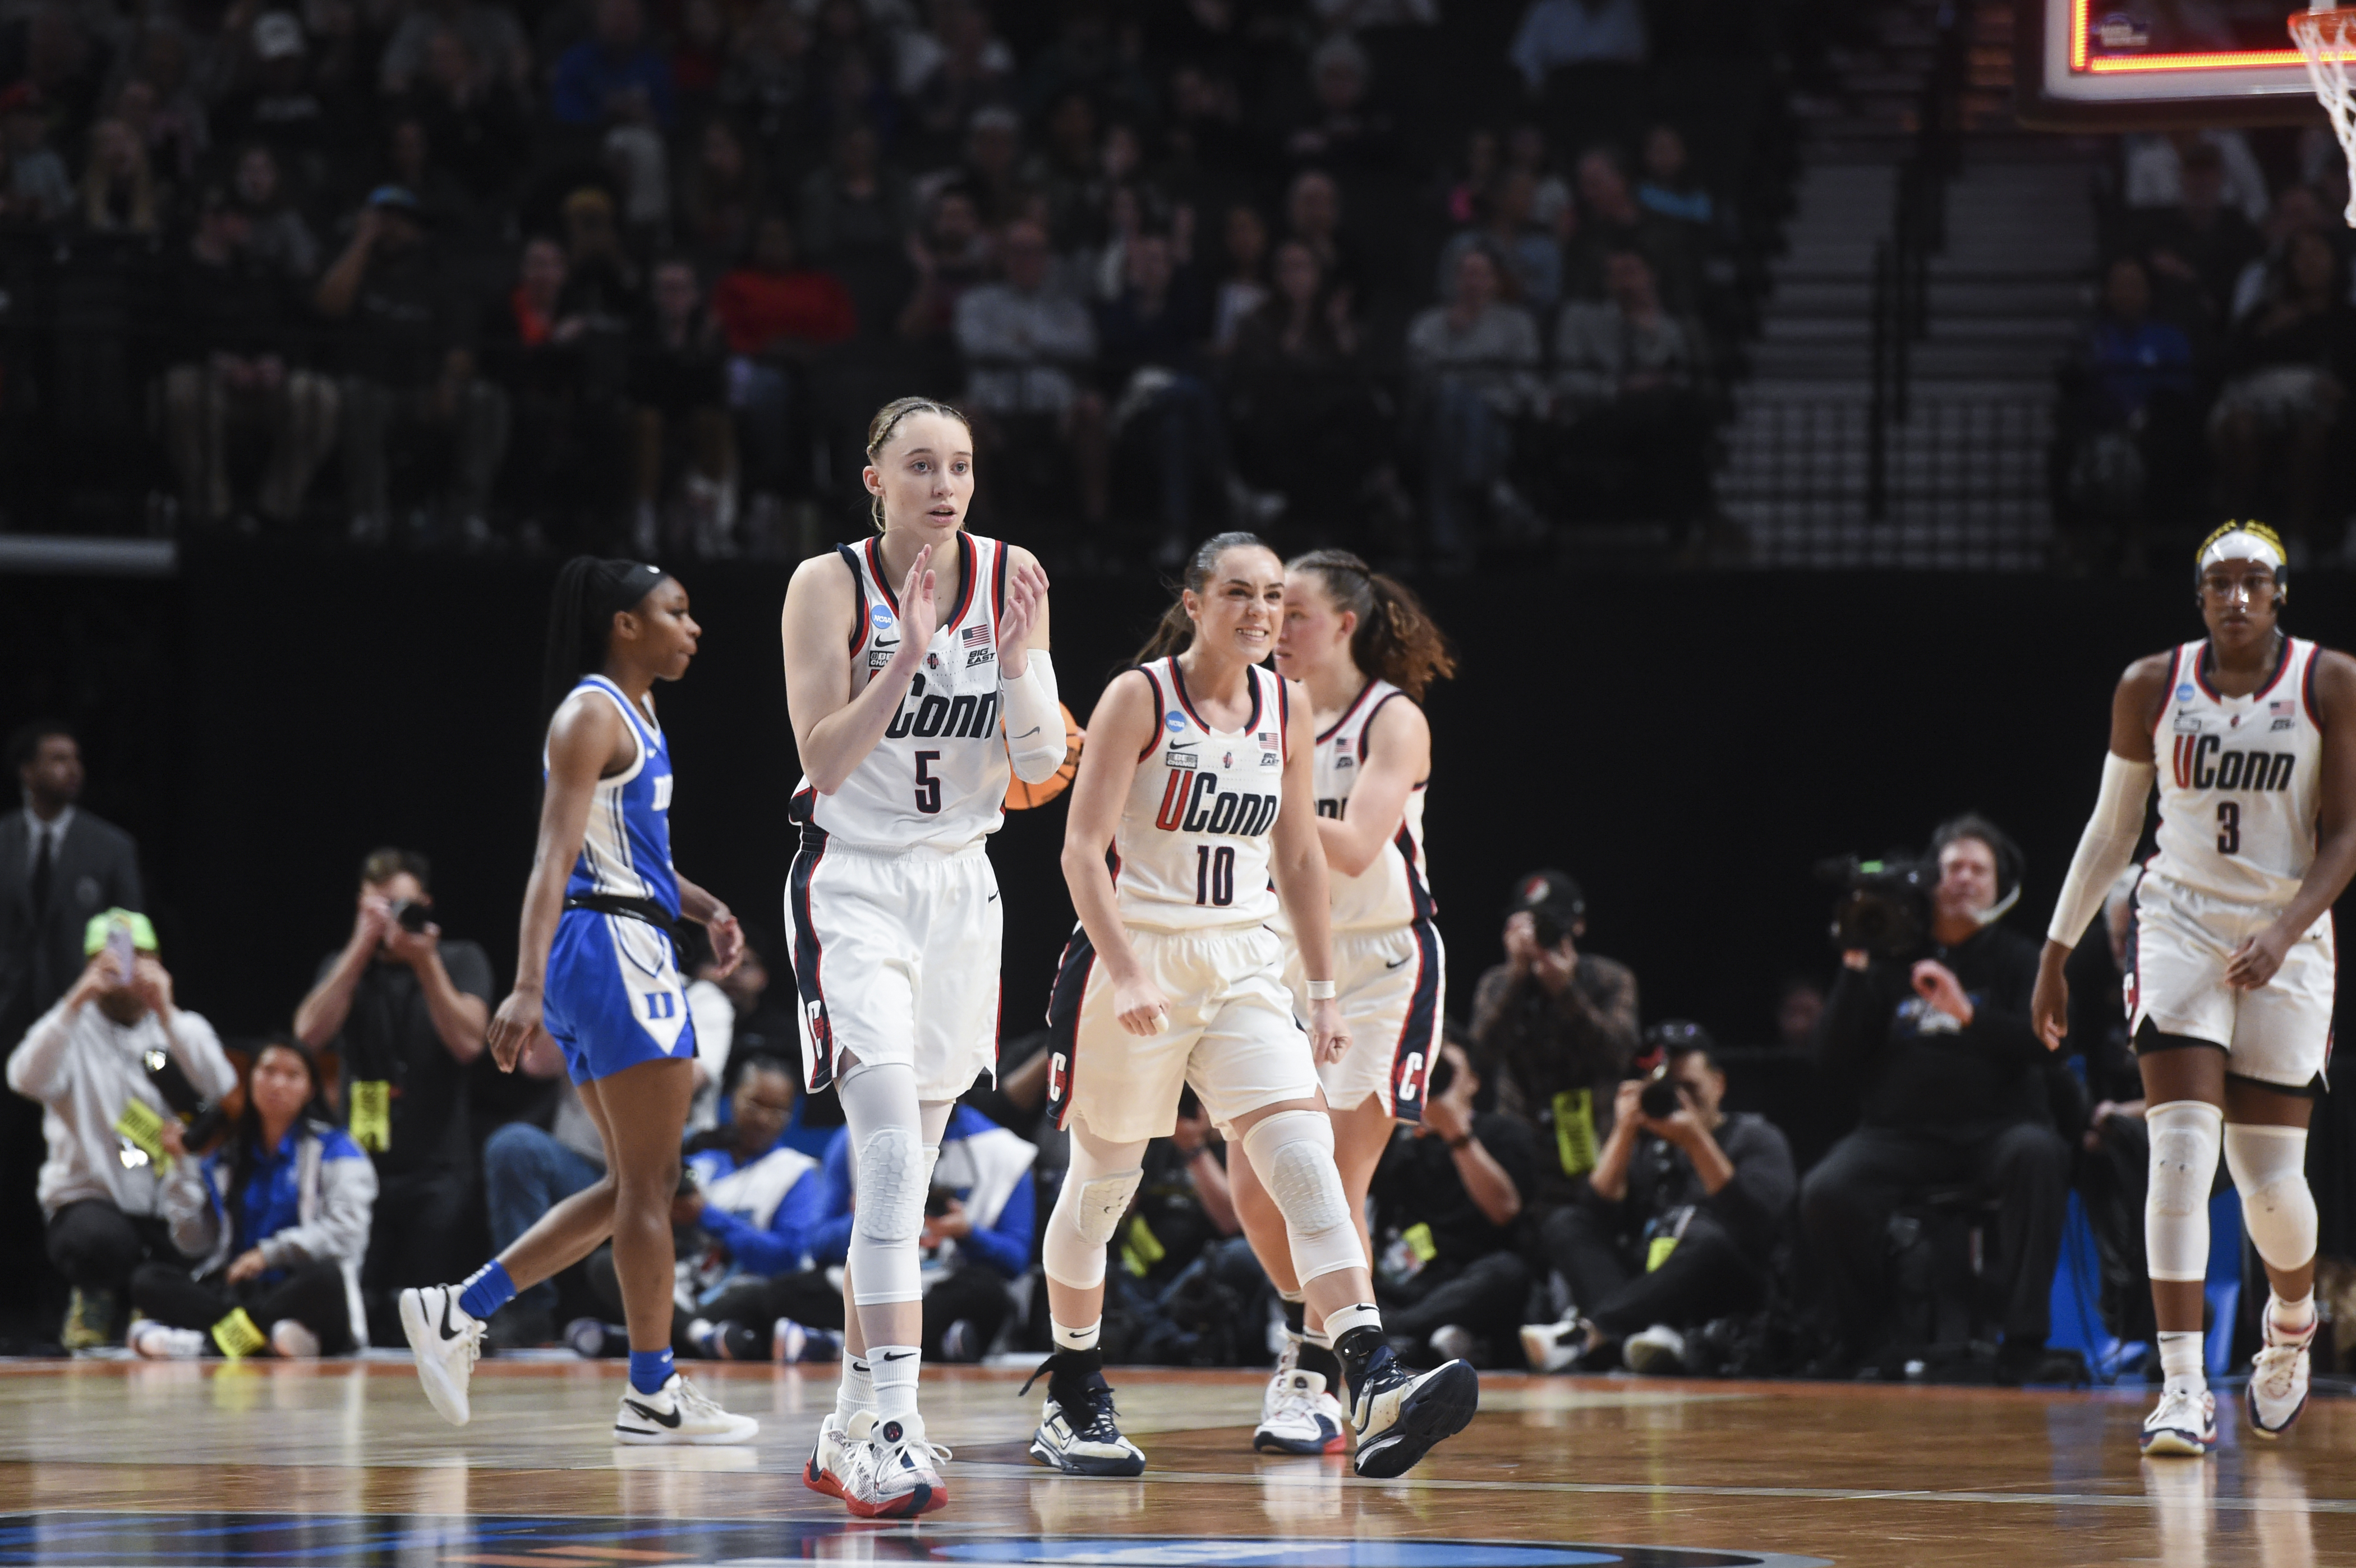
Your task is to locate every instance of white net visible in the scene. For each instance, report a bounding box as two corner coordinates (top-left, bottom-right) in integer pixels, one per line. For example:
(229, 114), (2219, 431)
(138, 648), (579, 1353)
(2293, 1), (2356, 224)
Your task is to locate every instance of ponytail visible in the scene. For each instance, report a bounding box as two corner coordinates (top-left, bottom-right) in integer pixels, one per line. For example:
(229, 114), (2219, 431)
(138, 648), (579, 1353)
(541, 556), (668, 722)
(1132, 531), (1273, 665)
(1286, 549), (1456, 701)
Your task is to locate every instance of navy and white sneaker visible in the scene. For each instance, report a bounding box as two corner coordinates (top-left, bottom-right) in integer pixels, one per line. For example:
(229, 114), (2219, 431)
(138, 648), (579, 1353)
(1027, 1357), (1147, 1477)
(2140, 1386), (2219, 1457)
(2246, 1314), (2314, 1438)
(1254, 1368), (1347, 1455)
(1349, 1346), (1478, 1479)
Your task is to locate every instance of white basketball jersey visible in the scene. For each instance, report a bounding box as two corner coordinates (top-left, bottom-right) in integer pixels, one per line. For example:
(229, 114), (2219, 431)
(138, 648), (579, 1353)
(1311, 679), (1436, 932)
(2148, 636), (2324, 908)
(1110, 657), (1287, 932)
(797, 533), (1012, 852)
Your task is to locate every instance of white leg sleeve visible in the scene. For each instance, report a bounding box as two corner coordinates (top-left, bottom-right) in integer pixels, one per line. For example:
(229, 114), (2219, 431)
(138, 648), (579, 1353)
(1002, 650), (1067, 783)
(2223, 1124), (2318, 1272)
(839, 1061), (927, 1305)
(2146, 1100), (2224, 1283)
(1041, 1123), (1147, 1290)
(1241, 1109), (1362, 1286)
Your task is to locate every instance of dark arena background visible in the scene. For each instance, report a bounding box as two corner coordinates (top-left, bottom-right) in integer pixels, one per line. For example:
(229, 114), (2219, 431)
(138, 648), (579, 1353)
(10, 0), (2356, 1557)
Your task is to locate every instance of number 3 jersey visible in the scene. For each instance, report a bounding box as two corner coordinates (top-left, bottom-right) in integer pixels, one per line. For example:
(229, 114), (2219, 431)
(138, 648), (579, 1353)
(2148, 636), (2323, 908)
(1112, 657), (1288, 933)
(796, 532), (1014, 852)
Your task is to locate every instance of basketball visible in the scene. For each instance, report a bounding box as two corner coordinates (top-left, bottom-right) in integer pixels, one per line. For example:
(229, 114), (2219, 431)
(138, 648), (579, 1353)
(1005, 702), (1083, 810)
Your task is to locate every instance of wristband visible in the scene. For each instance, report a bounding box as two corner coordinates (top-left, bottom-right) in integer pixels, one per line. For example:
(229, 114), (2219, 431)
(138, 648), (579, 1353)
(1447, 1133), (1474, 1152)
(1306, 980), (1337, 1000)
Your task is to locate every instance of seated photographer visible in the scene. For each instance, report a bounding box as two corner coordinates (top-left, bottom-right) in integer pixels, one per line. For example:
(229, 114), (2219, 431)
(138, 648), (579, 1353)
(1799, 815), (2070, 1382)
(1522, 1022), (1795, 1375)
(688, 1098), (1038, 1363)
(579, 1054), (827, 1358)
(1365, 1035), (1539, 1368)
(7, 912), (236, 1349)
(128, 1040), (377, 1358)
(1470, 869), (1641, 1212)
(292, 848), (493, 1338)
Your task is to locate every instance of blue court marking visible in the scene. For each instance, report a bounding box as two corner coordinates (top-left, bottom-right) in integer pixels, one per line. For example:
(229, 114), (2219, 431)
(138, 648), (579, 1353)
(933, 1542), (1616, 1567)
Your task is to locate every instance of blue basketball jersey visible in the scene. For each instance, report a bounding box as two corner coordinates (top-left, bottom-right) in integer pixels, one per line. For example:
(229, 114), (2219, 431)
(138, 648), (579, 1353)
(555, 675), (680, 918)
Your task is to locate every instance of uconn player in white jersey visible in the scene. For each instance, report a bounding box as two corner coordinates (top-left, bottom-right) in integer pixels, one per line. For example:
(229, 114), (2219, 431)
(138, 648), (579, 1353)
(1239, 550), (1455, 1455)
(777, 398), (1057, 1519)
(2036, 523), (2356, 1458)
(401, 558), (758, 1446)
(1033, 534), (1475, 1482)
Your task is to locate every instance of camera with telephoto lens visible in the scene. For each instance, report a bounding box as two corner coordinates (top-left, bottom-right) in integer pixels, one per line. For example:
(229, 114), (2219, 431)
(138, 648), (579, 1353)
(1639, 1066), (1685, 1120)
(388, 898), (433, 934)
(1814, 853), (1934, 959)
(144, 1049), (227, 1146)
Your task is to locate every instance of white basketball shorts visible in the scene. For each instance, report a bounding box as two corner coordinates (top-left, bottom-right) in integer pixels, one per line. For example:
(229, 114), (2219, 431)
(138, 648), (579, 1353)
(2130, 870), (2334, 1090)
(1044, 923), (1322, 1144)
(785, 832), (1002, 1102)
(1283, 922), (1446, 1121)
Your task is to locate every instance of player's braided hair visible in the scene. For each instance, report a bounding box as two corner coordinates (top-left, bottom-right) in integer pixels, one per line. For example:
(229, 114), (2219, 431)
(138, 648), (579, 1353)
(541, 555), (668, 722)
(1286, 549), (1457, 702)
(2193, 520), (2289, 595)
(1134, 532), (1276, 663)
(863, 396), (972, 532)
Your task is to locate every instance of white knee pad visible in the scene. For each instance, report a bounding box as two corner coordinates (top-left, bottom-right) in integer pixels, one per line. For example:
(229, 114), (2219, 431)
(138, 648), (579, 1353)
(1041, 1134), (1146, 1290)
(2224, 1124), (2317, 1272)
(838, 1061), (928, 1305)
(1242, 1110), (1360, 1286)
(2146, 1100), (2223, 1283)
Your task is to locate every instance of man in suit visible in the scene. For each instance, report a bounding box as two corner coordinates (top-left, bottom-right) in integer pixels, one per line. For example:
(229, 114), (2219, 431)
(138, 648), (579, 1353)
(2, 721), (146, 1339)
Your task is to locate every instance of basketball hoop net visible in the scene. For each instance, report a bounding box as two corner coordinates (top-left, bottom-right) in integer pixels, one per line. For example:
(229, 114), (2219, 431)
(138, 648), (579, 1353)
(2293, 1), (2356, 223)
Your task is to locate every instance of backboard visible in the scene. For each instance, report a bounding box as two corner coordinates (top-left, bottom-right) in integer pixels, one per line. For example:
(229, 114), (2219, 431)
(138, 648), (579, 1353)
(2016, 0), (2327, 127)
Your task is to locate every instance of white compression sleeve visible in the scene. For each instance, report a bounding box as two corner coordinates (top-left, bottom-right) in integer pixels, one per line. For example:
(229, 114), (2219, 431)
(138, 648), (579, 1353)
(2046, 752), (2157, 949)
(1002, 650), (1066, 784)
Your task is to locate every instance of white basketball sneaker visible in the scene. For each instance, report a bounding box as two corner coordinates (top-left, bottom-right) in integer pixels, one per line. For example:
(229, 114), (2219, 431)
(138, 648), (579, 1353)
(1349, 1345), (1479, 1479)
(1253, 1368), (1348, 1455)
(2245, 1313), (2316, 1438)
(128, 1321), (206, 1360)
(2141, 1385), (2219, 1456)
(839, 1409), (949, 1518)
(612, 1372), (760, 1445)
(399, 1285), (485, 1426)
(269, 1319), (321, 1359)
(804, 1412), (854, 1500)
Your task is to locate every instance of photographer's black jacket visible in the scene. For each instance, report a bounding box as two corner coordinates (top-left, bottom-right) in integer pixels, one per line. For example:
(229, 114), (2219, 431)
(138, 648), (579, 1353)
(1816, 925), (2048, 1138)
(1576, 1112), (1796, 1264)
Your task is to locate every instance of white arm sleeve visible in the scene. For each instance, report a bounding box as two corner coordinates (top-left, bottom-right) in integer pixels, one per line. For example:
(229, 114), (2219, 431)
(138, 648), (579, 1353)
(2046, 751), (2157, 948)
(1002, 649), (1066, 783)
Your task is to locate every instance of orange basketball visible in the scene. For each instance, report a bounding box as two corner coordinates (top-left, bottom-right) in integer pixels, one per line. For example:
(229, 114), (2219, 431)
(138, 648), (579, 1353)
(1006, 702), (1084, 810)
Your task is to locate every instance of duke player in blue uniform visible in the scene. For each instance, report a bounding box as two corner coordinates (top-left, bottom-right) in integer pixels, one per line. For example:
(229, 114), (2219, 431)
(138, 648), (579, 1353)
(400, 558), (760, 1446)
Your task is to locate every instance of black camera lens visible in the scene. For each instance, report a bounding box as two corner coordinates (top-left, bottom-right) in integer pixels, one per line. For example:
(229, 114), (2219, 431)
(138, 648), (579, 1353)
(393, 900), (432, 934)
(1639, 1077), (1684, 1119)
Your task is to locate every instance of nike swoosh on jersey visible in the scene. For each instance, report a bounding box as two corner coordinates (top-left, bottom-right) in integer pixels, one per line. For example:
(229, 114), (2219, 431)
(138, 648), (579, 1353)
(1011, 725), (1044, 739)
(623, 1398), (683, 1428)
(1384, 956), (1412, 969)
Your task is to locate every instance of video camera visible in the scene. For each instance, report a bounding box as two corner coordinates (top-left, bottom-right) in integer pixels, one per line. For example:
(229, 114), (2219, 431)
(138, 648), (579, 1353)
(1813, 854), (1934, 959)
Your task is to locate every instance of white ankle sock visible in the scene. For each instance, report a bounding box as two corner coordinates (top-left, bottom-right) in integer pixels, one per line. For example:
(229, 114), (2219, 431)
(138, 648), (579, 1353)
(835, 1356), (874, 1427)
(871, 1345), (922, 1434)
(2157, 1331), (2205, 1396)
(2270, 1291), (2317, 1337)
(1052, 1317), (1100, 1351)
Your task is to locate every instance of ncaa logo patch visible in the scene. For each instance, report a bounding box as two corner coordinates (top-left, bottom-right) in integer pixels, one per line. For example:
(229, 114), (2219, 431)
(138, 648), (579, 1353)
(2176, 682), (2196, 701)
(1165, 711), (1187, 733)
(870, 603), (896, 632)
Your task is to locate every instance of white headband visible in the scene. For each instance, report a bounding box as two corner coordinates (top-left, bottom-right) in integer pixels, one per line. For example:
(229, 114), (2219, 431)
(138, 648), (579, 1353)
(2199, 530), (2284, 571)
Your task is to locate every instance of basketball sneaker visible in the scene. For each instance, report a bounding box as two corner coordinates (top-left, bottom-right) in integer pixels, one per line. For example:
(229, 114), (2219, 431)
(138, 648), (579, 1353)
(839, 1409), (950, 1518)
(804, 1413), (854, 1500)
(399, 1285), (485, 1426)
(1253, 1368), (1347, 1455)
(128, 1321), (206, 1360)
(2246, 1313), (2316, 1438)
(1025, 1351), (1147, 1477)
(1348, 1346), (1478, 1479)
(2140, 1386), (2219, 1456)
(1518, 1318), (1583, 1374)
(269, 1319), (321, 1360)
(613, 1372), (760, 1445)
(1623, 1325), (1687, 1376)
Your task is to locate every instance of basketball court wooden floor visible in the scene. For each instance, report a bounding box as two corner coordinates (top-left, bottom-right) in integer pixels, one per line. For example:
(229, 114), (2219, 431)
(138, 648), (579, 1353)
(0, 1362), (2348, 1568)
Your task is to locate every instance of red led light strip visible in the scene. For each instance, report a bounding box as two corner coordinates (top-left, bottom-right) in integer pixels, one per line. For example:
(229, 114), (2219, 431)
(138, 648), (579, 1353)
(2070, 0), (2308, 72)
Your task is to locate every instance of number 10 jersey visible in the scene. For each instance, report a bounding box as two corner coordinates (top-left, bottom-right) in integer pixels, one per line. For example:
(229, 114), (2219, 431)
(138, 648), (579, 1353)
(1110, 657), (1288, 933)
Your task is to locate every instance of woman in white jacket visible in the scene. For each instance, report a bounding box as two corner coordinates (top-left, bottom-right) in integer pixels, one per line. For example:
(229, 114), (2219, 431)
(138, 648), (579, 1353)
(128, 1039), (378, 1359)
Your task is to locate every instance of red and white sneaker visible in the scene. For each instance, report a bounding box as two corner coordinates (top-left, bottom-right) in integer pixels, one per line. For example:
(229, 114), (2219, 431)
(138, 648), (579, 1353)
(1253, 1369), (1347, 1455)
(804, 1413), (853, 1500)
(2246, 1312), (2316, 1438)
(2141, 1385), (2219, 1456)
(839, 1409), (949, 1518)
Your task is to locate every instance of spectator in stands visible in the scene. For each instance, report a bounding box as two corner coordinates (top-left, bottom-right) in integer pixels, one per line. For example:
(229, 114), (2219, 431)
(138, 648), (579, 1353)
(1282, 33), (1397, 173)
(1405, 245), (1543, 563)
(395, 29), (528, 202)
(552, 0), (674, 129)
(292, 847), (492, 1342)
(1524, 1022), (1795, 1375)
(2, 85), (73, 224)
(372, 116), (478, 238)
(163, 187), (340, 531)
(111, 75), (202, 202)
(1510, 0), (1648, 92)
(898, 184), (992, 351)
(677, 119), (767, 273)
(78, 117), (157, 236)
(1367, 1036), (1538, 1367)
(898, 0), (1014, 164)
(8, 911), (234, 1349)
(2058, 255), (2197, 564)
(1798, 814), (2067, 1383)
(718, 1), (813, 160)
(1283, 169), (1363, 310)
(231, 145), (319, 281)
(797, 118), (910, 265)
(2123, 129), (2270, 229)
(315, 185), (507, 549)
(712, 214), (857, 525)
(215, 11), (348, 195)
(1029, 90), (1102, 251)
(379, 0), (533, 99)
(1158, 61), (1259, 191)
(1227, 240), (1395, 534)
(2228, 183), (2330, 325)
(1776, 977), (1825, 1052)
(631, 257), (735, 559)
(1469, 868), (1640, 1213)
(129, 1039), (375, 1359)
(477, 234), (589, 550)
(1437, 169), (1562, 315)
(1553, 248), (1713, 523)
(1636, 123), (1713, 228)
(1208, 202), (1269, 354)
(2135, 142), (2262, 332)
(2207, 228), (2356, 553)
(1570, 146), (1695, 313)
(481, 1031), (607, 1346)
(952, 104), (1031, 229)
(956, 214), (1110, 536)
